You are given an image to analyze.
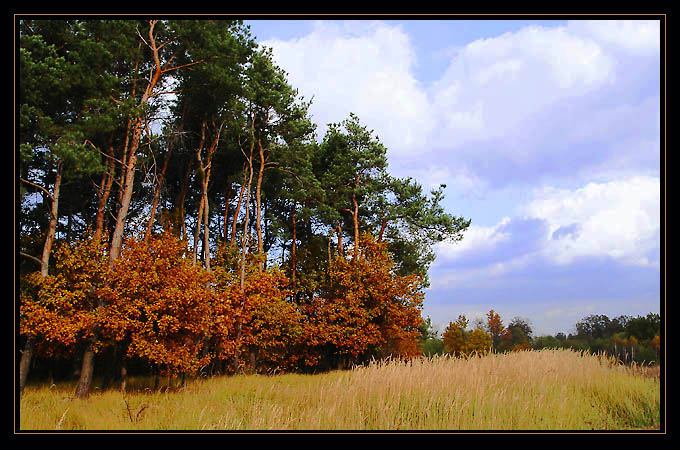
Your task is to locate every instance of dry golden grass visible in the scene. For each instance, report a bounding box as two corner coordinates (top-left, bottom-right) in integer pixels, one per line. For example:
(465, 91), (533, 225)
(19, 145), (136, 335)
(18, 349), (660, 431)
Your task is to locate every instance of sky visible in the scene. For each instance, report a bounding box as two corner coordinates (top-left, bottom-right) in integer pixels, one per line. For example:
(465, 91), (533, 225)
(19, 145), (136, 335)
(244, 18), (663, 337)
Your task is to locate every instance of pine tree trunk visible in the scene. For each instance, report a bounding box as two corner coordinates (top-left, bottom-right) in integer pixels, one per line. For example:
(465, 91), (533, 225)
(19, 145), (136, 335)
(19, 337), (34, 395)
(175, 160), (194, 240)
(230, 170), (247, 249)
(144, 136), (174, 241)
(352, 192), (359, 260)
(193, 194), (205, 265)
(41, 160), (62, 277)
(336, 224), (344, 258)
(223, 183), (232, 243)
(20, 159), (63, 394)
(255, 137), (265, 268)
(75, 336), (97, 397)
(291, 205), (296, 287)
(94, 148), (115, 247)
(77, 20), (165, 398)
(202, 189), (211, 271)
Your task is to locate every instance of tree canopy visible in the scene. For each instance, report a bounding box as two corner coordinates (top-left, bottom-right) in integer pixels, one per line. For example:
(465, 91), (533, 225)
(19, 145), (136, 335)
(18, 19), (470, 396)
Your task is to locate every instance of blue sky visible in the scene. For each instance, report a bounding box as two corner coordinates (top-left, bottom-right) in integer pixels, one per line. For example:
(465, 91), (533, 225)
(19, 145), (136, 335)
(245, 18), (662, 337)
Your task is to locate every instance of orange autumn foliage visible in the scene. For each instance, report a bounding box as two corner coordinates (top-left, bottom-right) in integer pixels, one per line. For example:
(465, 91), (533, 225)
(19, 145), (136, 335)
(21, 230), (428, 377)
(99, 233), (215, 376)
(20, 237), (108, 356)
(302, 233), (424, 365)
(211, 245), (303, 372)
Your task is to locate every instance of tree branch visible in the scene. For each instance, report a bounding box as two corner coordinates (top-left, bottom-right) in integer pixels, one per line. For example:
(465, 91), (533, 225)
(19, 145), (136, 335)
(20, 252), (42, 266)
(20, 178), (54, 202)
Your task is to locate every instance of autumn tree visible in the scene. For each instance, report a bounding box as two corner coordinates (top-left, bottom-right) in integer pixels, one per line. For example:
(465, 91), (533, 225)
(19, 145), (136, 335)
(485, 309), (512, 353)
(98, 232), (214, 380)
(442, 315), (492, 357)
(17, 19), (473, 388)
(507, 317), (533, 351)
(19, 238), (108, 392)
(302, 233), (424, 369)
(19, 19), (132, 393)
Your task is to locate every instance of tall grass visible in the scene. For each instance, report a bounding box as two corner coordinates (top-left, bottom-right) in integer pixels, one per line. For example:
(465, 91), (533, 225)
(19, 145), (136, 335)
(18, 349), (660, 431)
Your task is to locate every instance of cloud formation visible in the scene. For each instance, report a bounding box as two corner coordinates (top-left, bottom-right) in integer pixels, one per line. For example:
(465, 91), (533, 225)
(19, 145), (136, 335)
(258, 19), (662, 335)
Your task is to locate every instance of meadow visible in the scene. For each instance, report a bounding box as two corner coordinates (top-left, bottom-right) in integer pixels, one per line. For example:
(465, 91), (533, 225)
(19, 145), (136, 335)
(18, 349), (661, 432)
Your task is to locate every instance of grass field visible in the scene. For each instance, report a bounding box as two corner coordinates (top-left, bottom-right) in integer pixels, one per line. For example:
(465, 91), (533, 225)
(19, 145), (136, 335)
(17, 349), (661, 431)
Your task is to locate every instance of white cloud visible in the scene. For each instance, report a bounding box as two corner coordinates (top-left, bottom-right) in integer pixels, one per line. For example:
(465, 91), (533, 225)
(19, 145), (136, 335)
(430, 24), (618, 148)
(525, 175), (660, 266)
(432, 175), (660, 278)
(259, 19), (661, 228)
(434, 216), (511, 263)
(566, 20), (661, 54)
(260, 21), (435, 156)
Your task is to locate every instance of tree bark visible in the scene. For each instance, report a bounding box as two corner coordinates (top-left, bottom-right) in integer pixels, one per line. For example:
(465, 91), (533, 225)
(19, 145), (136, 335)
(19, 337), (34, 395)
(40, 160), (62, 277)
(336, 224), (344, 258)
(291, 204), (296, 287)
(76, 20), (165, 398)
(192, 123), (208, 265)
(20, 159), (63, 394)
(201, 123), (223, 272)
(229, 169), (247, 249)
(144, 133), (175, 242)
(74, 335), (96, 397)
(352, 191), (359, 260)
(94, 147), (115, 247)
(378, 218), (388, 243)
(202, 191), (211, 271)
(175, 160), (194, 241)
(234, 119), (256, 373)
(255, 136), (265, 269)
(223, 182), (232, 244)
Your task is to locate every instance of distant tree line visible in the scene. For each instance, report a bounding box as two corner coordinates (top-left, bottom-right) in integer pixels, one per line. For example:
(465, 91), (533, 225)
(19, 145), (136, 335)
(419, 311), (661, 365)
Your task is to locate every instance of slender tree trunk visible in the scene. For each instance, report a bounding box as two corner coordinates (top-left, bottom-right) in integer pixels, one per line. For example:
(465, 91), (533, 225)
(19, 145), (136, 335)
(336, 224), (344, 258)
(328, 228), (334, 266)
(144, 134), (175, 242)
(94, 148), (115, 247)
(192, 124), (208, 265)
(352, 192), (359, 260)
(202, 190), (211, 272)
(175, 160), (194, 241)
(229, 169), (247, 249)
(193, 195), (205, 265)
(40, 160), (62, 277)
(77, 20), (165, 398)
(120, 359), (128, 393)
(234, 121), (255, 374)
(291, 205), (297, 287)
(378, 218), (388, 243)
(255, 137), (265, 268)
(20, 159), (63, 394)
(200, 123), (223, 272)
(223, 183), (232, 243)
(19, 337), (34, 395)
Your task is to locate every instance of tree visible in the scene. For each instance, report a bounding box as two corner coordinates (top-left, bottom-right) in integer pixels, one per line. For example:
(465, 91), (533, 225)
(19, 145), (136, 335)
(442, 315), (492, 357)
(507, 316), (533, 350)
(377, 178), (470, 285)
(18, 19), (473, 388)
(19, 19), (129, 393)
(315, 114), (389, 260)
(486, 309), (510, 352)
(99, 232), (214, 379)
(419, 317), (445, 357)
(625, 313), (660, 341)
(303, 233), (424, 369)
